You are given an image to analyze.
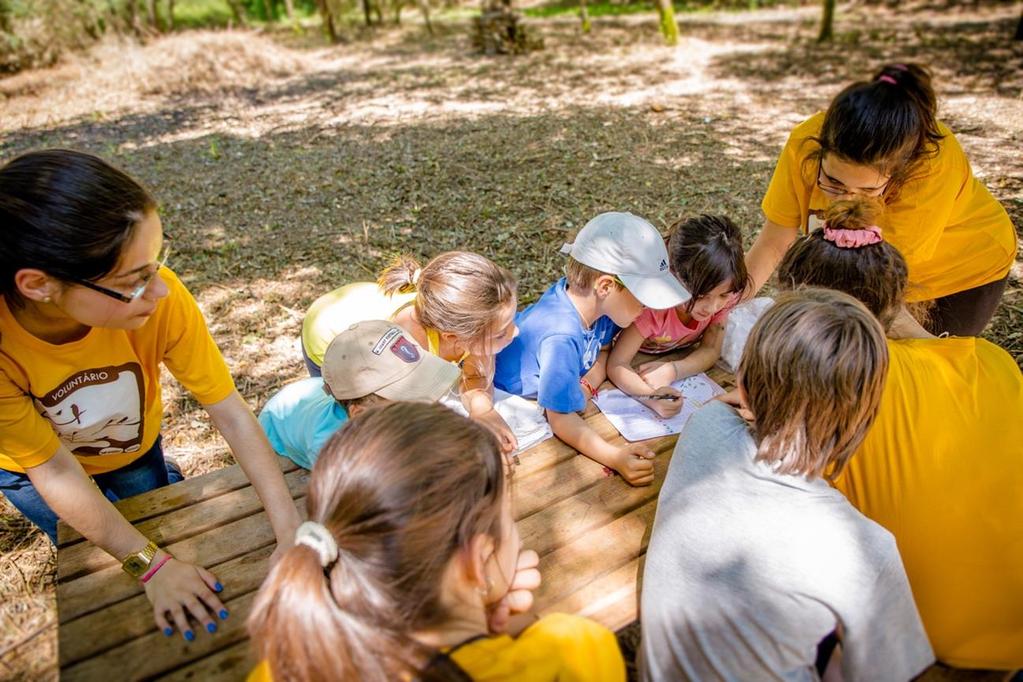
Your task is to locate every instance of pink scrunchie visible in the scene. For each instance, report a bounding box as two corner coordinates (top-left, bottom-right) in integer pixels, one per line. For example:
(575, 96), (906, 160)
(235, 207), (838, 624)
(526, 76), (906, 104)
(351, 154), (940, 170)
(822, 224), (883, 248)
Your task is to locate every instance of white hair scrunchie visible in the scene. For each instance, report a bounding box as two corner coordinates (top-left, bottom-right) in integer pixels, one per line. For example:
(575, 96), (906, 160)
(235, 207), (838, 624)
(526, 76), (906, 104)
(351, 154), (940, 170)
(295, 521), (339, 568)
(411, 268), (422, 286)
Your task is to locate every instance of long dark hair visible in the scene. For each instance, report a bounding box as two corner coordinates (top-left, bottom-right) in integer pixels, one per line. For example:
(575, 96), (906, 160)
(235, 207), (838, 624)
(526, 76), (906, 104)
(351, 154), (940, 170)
(0, 149), (156, 305)
(248, 402), (507, 682)
(667, 214), (749, 310)
(776, 197), (909, 330)
(808, 63), (944, 200)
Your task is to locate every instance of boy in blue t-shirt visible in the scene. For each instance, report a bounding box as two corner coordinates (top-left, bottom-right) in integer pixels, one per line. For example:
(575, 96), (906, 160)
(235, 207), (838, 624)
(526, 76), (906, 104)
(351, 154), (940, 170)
(495, 212), (691, 485)
(259, 320), (460, 469)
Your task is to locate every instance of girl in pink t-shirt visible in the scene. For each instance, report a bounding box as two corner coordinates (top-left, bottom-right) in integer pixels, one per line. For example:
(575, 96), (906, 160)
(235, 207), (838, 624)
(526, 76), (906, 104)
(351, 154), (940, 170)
(607, 215), (748, 418)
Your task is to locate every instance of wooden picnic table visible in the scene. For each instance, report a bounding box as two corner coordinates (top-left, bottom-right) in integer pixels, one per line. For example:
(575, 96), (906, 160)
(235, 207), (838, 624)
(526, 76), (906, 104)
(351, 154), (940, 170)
(56, 368), (735, 681)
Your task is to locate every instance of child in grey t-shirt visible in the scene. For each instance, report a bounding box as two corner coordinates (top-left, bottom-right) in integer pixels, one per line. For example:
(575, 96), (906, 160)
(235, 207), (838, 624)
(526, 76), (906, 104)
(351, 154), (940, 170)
(640, 289), (933, 682)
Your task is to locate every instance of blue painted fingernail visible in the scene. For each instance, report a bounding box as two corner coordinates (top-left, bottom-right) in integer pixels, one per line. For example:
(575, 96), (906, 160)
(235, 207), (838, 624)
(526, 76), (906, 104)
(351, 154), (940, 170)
(214, 582), (223, 592)
(163, 627), (173, 637)
(184, 630), (195, 642)
(219, 610), (229, 620)
(206, 622), (217, 633)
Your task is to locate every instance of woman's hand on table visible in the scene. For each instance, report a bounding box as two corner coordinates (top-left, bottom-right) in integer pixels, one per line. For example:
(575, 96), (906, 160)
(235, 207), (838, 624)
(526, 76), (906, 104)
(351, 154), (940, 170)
(145, 553), (228, 641)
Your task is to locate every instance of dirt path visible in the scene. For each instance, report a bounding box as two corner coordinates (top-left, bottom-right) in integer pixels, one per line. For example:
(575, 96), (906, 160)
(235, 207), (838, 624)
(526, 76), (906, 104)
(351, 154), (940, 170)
(1, 4), (1020, 676)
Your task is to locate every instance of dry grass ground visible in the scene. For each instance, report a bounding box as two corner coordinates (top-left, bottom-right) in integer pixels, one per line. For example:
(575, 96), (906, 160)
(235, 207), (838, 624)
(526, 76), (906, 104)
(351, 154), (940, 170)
(0, 2), (1020, 678)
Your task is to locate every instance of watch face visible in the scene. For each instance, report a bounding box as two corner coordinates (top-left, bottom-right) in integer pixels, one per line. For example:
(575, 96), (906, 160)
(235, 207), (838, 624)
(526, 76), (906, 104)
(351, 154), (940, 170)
(124, 556), (147, 576)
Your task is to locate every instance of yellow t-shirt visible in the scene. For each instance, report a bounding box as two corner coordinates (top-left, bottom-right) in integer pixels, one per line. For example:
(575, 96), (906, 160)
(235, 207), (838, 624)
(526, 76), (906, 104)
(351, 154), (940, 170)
(300, 282), (416, 368)
(247, 613), (625, 682)
(0, 268), (236, 475)
(761, 112), (1017, 302)
(832, 337), (1023, 668)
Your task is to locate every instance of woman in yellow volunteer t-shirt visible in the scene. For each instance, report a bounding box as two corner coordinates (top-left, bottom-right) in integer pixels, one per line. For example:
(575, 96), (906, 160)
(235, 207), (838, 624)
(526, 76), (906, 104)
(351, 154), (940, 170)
(776, 197), (1023, 669)
(248, 402), (625, 682)
(747, 63), (1016, 337)
(0, 150), (300, 642)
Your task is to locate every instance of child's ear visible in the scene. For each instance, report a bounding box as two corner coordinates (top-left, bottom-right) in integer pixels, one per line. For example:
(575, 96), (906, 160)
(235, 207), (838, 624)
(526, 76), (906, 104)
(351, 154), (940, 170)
(593, 274), (617, 299)
(15, 268), (60, 303)
(463, 533), (496, 590)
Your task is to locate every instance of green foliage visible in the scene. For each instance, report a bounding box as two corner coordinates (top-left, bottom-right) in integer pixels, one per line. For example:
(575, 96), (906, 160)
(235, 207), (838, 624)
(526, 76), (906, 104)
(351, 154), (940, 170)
(658, 0), (678, 44)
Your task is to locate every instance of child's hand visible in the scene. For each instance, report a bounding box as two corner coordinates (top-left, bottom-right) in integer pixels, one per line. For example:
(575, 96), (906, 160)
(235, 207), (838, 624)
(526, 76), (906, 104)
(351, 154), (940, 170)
(487, 549), (541, 634)
(641, 386), (683, 418)
(715, 388), (754, 422)
(476, 408), (518, 455)
(611, 443), (656, 486)
(637, 361), (677, 388)
(145, 554), (228, 641)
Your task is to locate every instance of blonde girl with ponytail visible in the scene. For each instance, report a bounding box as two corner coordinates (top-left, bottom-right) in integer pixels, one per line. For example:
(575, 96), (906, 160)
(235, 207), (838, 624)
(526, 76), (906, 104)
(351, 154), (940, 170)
(301, 252), (520, 453)
(248, 402), (626, 682)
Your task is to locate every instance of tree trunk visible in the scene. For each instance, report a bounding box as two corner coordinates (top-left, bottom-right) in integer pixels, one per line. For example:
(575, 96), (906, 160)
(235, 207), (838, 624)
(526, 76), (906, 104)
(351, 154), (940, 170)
(579, 0), (591, 33)
(362, 0), (373, 25)
(225, 0), (248, 25)
(145, 0), (160, 31)
(418, 0), (434, 33)
(656, 0), (678, 45)
(1015, 8), (1022, 40)
(166, 0), (175, 30)
(818, 0), (835, 42)
(262, 0), (274, 21)
(283, 0), (296, 21)
(316, 0), (339, 41)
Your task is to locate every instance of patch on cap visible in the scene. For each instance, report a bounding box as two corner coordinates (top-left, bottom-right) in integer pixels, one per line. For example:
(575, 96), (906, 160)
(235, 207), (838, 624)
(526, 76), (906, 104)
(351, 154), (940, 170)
(372, 327), (403, 355)
(390, 335), (420, 363)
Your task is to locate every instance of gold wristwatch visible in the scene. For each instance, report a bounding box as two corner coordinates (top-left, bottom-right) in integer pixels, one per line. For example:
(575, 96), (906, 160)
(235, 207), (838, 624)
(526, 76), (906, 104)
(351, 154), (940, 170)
(121, 540), (159, 578)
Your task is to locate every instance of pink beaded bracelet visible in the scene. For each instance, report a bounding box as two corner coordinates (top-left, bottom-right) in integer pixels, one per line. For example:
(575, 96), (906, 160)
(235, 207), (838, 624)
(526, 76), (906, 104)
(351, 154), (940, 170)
(141, 554), (172, 584)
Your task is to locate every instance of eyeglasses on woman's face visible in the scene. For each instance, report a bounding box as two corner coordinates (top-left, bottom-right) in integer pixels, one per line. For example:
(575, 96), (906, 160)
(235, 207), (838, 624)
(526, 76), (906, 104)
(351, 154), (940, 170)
(816, 160), (891, 198)
(71, 243), (171, 304)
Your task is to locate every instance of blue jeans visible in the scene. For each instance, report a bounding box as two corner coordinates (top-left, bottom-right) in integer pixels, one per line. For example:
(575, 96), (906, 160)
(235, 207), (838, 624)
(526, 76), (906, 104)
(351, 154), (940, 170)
(0, 436), (183, 544)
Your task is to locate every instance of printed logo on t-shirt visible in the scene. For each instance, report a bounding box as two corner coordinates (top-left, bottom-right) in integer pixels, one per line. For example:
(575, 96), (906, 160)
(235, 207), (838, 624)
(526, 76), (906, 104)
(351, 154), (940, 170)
(33, 363), (146, 456)
(659, 258), (668, 272)
(390, 336), (420, 363)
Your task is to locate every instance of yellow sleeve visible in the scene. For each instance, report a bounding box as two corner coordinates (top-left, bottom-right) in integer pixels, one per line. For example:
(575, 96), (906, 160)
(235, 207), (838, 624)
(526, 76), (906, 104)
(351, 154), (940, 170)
(0, 361), (62, 471)
(761, 113), (824, 231)
(246, 661), (272, 682)
(513, 613), (626, 682)
(154, 269), (236, 406)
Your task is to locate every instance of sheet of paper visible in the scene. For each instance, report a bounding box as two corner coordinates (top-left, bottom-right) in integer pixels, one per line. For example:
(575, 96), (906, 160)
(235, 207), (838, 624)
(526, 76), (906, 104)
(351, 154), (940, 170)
(441, 389), (553, 454)
(594, 373), (726, 442)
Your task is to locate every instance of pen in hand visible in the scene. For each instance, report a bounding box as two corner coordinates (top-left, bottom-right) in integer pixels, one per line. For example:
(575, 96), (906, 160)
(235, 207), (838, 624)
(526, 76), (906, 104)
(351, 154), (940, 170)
(646, 393), (681, 402)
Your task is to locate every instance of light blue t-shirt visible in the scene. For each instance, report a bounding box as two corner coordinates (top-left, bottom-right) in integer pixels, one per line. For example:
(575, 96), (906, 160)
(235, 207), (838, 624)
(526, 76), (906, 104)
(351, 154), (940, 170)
(494, 278), (619, 414)
(258, 378), (348, 470)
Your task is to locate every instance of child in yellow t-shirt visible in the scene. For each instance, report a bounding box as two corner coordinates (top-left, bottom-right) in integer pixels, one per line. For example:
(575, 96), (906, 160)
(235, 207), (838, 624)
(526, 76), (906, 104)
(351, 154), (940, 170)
(776, 196), (1023, 669)
(748, 62), (1015, 336)
(0, 149), (300, 642)
(302, 252), (520, 453)
(247, 402), (626, 682)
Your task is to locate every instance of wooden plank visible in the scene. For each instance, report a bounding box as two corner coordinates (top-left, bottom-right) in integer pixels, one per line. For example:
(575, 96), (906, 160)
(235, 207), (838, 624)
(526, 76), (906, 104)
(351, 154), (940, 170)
(539, 557), (644, 633)
(58, 501), (307, 623)
(59, 544), (274, 668)
(516, 436), (674, 557)
(61, 590), (259, 681)
(57, 457), (299, 547)
(157, 640), (254, 682)
(533, 497), (657, 609)
(58, 468), (309, 582)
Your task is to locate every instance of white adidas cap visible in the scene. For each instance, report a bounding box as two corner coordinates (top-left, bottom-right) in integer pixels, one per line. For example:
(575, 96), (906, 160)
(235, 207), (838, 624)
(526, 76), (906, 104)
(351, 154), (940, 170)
(560, 212), (691, 309)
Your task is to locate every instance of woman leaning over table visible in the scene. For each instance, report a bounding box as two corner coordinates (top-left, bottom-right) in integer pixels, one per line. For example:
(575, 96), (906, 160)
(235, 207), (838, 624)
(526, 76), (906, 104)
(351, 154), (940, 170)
(0, 149), (300, 641)
(745, 63), (1017, 336)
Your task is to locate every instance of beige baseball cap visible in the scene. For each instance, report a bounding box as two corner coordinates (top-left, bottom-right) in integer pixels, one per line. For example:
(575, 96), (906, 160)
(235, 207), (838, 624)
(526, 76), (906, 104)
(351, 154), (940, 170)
(321, 321), (460, 402)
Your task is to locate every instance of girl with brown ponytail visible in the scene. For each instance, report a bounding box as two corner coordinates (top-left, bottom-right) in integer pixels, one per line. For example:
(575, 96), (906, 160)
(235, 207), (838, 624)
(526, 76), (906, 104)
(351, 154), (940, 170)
(247, 401), (626, 682)
(747, 62), (1016, 337)
(776, 196), (1023, 669)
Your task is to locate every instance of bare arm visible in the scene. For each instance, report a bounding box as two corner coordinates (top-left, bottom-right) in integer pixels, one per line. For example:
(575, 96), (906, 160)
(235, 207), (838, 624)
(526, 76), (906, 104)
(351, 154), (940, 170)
(204, 390), (300, 545)
(28, 446), (226, 635)
(460, 357), (518, 454)
(744, 218), (799, 297)
(607, 325), (656, 396)
(546, 410), (654, 486)
(641, 321), (726, 383)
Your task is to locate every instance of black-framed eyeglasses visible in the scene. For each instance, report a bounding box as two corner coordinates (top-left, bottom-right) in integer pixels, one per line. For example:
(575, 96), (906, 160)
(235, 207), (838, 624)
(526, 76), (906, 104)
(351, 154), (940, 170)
(72, 244), (171, 304)
(816, 161), (890, 198)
